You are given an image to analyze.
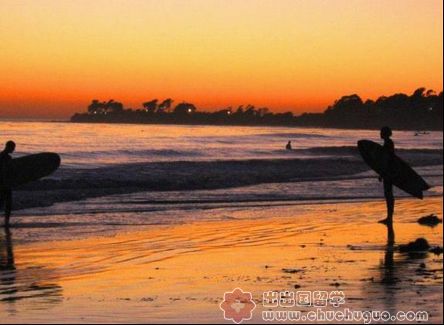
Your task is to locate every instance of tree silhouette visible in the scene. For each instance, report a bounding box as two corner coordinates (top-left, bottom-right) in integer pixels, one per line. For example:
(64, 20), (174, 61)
(143, 99), (158, 113)
(158, 98), (173, 112)
(174, 102), (197, 115)
(74, 89), (443, 130)
(105, 100), (123, 113)
(87, 99), (103, 114)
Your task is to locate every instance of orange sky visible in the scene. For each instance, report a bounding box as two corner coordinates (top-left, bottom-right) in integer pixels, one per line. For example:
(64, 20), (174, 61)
(0, 0), (442, 118)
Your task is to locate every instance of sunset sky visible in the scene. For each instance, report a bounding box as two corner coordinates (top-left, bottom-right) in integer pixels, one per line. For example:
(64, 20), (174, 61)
(0, 0), (442, 118)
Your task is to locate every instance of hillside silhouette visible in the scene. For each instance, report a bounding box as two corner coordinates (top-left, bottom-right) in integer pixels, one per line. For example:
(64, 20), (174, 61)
(71, 88), (443, 130)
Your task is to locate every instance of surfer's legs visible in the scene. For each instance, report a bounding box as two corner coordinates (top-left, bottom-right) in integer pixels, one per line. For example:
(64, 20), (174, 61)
(378, 180), (394, 225)
(383, 180), (394, 225)
(1, 189), (12, 228)
(386, 222), (395, 245)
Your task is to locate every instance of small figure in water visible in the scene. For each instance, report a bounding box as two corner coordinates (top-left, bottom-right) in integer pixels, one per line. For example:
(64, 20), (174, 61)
(378, 127), (395, 226)
(286, 141), (292, 150)
(0, 141), (15, 228)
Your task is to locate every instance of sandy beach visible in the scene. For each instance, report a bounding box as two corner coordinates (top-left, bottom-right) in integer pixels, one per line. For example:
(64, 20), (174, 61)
(1, 196), (442, 323)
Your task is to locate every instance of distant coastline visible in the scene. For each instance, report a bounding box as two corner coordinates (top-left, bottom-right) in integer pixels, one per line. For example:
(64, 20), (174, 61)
(71, 88), (443, 131)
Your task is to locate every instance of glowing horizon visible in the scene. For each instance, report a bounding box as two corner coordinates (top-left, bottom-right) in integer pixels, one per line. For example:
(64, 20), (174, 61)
(0, 0), (442, 118)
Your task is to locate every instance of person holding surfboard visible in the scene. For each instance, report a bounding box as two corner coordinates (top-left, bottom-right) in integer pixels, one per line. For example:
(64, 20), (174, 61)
(378, 127), (395, 226)
(0, 141), (15, 228)
(358, 129), (430, 238)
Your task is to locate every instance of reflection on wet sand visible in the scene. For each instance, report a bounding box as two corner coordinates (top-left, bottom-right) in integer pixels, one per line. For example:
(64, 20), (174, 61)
(0, 228), (63, 315)
(378, 224), (398, 314)
(372, 222), (442, 318)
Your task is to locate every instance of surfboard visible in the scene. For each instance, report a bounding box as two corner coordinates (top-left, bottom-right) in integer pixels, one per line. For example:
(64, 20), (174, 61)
(1, 153), (61, 189)
(357, 140), (429, 199)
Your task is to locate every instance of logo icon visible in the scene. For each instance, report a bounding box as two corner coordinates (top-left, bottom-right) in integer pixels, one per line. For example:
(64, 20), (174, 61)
(329, 290), (346, 307)
(220, 288), (256, 324)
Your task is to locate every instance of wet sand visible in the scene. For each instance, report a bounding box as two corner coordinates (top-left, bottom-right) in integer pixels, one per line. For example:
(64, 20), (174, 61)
(1, 197), (442, 323)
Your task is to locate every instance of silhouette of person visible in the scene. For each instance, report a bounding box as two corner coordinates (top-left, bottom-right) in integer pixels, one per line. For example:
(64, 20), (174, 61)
(378, 127), (395, 226)
(286, 141), (292, 150)
(0, 141), (15, 228)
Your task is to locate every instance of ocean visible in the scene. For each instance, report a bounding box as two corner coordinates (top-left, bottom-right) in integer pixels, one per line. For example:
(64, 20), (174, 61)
(4, 122), (442, 167)
(1, 121), (442, 241)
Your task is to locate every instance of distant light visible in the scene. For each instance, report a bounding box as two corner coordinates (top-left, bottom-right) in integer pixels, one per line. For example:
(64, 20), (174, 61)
(227, 111), (232, 115)
(187, 108), (193, 113)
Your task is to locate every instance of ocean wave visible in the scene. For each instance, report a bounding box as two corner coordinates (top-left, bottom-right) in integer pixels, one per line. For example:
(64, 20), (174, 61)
(262, 147), (443, 164)
(53, 146), (444, 167)
(61, 148), (205, 158)
(254, 132), (330, 139)
(13, 148), (442, 211)
(16, 169), (443, 218)
(291, 146), (443, 156)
